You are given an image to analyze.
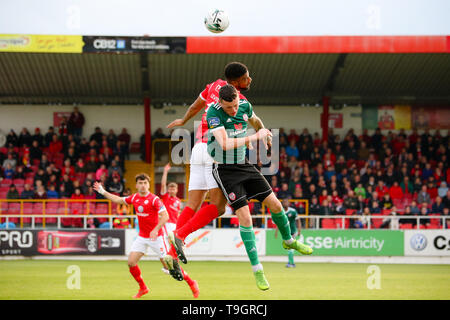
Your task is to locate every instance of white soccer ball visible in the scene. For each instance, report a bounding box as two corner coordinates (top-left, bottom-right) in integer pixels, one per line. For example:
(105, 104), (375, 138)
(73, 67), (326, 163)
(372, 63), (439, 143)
(204, 9), (229, 34)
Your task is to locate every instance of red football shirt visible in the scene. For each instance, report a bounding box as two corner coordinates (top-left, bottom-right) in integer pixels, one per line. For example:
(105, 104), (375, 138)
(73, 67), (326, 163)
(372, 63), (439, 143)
(124, 192), (166, 238)
(160, 193), (181, 224)
(196, 79), (247, 143)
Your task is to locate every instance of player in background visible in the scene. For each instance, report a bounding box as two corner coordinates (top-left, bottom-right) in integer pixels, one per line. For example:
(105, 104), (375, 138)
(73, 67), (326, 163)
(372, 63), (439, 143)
(93, 174), (198, 299)
(165, 62), (256, 264)
(159, 163), (199, 297)
(274, 198), (302, 268)
(204, 85), (312, 290)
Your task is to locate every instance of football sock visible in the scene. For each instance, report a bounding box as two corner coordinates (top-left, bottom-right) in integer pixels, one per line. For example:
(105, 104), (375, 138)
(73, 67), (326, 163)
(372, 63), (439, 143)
(288, 249), (295, 265)
(181, 267), (194, 286)
(176, 204), (219, 240)
(129, 265), (146, 289)
(270, 209), (293, 242)
(176, 206), (196, 230)
(239, 225), (261, 268)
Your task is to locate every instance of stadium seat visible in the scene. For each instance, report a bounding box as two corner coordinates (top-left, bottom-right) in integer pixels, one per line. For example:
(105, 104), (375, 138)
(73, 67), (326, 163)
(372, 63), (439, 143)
(428, 215), (441, 229)
(33, 202), (44, 223)
(6, 202), (21, 224)
(399, 223), (414, 229)
(22, 203), (33, 224)
(371, 215), (384, 229)
(95, 203), (109, 223)
(345, 209), (356, 216)
(44, 203), (58, 224)
(13, 179), (25, 187)
(322, 218), (337, 229)
(0, 179), (12, 187)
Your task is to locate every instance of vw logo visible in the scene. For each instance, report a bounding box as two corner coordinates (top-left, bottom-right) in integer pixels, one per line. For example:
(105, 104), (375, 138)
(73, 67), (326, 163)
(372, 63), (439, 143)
(410, 233), (427, 251)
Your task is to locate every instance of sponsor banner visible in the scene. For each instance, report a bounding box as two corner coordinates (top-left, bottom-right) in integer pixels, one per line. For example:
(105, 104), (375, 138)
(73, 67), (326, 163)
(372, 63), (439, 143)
(404, 230), (450, 256)
(0, 230), (125, 256)
(125, 229), (265, 257)
(266, 230), (404, 256)
(82, 36), (186, 53)
(0, 34), (83, 53)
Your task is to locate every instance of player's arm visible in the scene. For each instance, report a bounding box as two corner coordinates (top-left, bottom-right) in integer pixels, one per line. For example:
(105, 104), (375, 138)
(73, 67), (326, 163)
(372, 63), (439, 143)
(212, 127), (272, 151)
(248, 112), (272, 148)
(160, 163), (171, 195)
(167, 96), (206, 128)
(93, 181), (126, 205)
(149, 209), (169, 240)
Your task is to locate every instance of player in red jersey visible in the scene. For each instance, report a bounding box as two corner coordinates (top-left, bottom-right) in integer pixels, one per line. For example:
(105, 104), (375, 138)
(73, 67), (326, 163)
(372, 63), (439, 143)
(165, 62), (270, 266)
(93, 173), (199, 299)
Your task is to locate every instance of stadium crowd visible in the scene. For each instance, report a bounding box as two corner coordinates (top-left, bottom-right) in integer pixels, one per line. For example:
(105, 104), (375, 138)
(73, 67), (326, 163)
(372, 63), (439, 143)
(1, 115), (450, 229)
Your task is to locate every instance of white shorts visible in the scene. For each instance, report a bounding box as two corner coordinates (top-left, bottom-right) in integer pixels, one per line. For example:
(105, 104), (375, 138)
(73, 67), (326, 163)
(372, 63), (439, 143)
(188, 142), (218, 191)
(130, 235), (167, 258)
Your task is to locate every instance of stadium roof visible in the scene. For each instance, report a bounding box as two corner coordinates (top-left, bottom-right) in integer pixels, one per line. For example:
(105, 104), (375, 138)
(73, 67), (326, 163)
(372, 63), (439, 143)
(0, 52), (449, 106)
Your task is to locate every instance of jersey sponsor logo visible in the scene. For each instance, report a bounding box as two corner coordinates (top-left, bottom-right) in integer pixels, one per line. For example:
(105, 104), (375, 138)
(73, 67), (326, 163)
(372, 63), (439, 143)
(229, 192), (236, 201)
(136, 212), (149, 217)
(208, 117), (221, 128)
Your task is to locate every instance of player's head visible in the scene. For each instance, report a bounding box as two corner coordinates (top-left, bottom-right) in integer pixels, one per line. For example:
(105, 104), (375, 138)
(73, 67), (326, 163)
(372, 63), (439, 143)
(167, 182), (178, 197)
(282, 198), (291, 209)
(225, 62), (252, 91)
(219, 84), (239, 116)
(135, 173), (150, 194)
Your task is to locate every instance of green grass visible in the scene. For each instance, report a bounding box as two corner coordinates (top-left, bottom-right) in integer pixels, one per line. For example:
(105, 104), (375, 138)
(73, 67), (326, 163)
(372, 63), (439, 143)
(0, 260), (449, 300)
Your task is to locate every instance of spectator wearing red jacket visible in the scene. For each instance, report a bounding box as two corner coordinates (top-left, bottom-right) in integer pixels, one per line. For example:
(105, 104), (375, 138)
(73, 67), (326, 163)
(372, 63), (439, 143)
(376, 180), (389, 198)
(389, 181), (404, 200)
(49, 134), (63, 154)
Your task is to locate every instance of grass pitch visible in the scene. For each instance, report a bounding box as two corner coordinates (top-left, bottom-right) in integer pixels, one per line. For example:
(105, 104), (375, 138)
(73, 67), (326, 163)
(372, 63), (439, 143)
(0, 260), (449, 300)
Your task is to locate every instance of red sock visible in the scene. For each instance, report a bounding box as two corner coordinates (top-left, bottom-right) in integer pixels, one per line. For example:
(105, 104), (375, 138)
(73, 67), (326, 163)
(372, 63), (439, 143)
(176, 204), (218, 240)
(181, 267), (194, 286)
(176, 206), (196, 230)
(129, 265), (146, 289)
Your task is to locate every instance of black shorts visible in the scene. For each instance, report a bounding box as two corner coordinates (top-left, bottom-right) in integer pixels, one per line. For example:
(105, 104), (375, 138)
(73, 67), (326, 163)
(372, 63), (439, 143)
(212, 161), (273, 211)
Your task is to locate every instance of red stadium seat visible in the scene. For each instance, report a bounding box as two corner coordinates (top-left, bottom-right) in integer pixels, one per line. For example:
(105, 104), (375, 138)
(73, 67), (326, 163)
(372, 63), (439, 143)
(399, 223), (414, 229)
(428, 215), (441, 229)
(345, 209), (356, 216)
(6, 202), (21, 224)
(371, 215), (384, 228)
(13, 179), (25, 187)
(0, 179), (12, 187)
(322, 218), (337, 229)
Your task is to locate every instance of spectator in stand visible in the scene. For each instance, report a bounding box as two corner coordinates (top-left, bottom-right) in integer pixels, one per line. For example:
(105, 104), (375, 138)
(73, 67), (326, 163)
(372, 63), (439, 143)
(427, 181), (438, 200)
(85, 155), (98, 173)
(29, 140), (42, 164)
(75, 158), (87, 173)
(354, 183), (366, 199)
(357, 141), (370, 161)
(13, 166), (26, 179)
(380, 193), (394, 210)
(380, 206), (399, 229)
(47, 184), (59, 199)
(43, 126), (55, 147)
(61, 174), (74, 196)
(3, 163), (14, 180)
(443, 208), (450, 229)
(354, 207), (371, 229)
(343, 190), (358, 211)
(18, 127), (32, 147)
(370, 200), (381, 214)
(106, 129), (118, 149)
(61, 159), (75, 180)
(285, 139), (299, 159)
(6, 184), (20, 199)
(389, 181), (404, 201)
(59, 184), (70, 198)
(68, 106), (85, 137)
(375, 180), (389, 198)
(97, 153), (108, 168)
(443, 190), (450, 209)
(6, 129), (18, 147)
(421, 163), (434, 181)
(118, 128), (131, 159)
(49, 134), (63, 154)
(432, 197), (445, 214)
(418, 205), (430, 227)
(90, 127), (104, 147)
(417, 185), (431, 205)
(400, 176), (414, 195)
(277, 182), (292, 199)
(107, 160), (123, 179)
(32, 127), (44, 147)
(95, 164), (108, 181)
(34, 184), (47, 200)
(21, 184), (35, 199)
(65, 147), (78, 165)
(34, 168), (48, 186)
(2, 153), (17, 171)
(309, 196), (321, 227)
(79, 137), (90, 155)
(106, 175), (124, 195)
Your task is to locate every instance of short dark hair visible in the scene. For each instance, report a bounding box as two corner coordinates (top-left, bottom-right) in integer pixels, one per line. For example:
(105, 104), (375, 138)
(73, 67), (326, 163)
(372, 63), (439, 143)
(219, 84), (237, 102)
(224, 62), (248, 81)
(135, 173), (151, 183)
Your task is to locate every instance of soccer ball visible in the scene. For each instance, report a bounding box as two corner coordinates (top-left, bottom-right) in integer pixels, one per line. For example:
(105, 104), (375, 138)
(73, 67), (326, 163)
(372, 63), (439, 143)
(204, 9), (229, 34)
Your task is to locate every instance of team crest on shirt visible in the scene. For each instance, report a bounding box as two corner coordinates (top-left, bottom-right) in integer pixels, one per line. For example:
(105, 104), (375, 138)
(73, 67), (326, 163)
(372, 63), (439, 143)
(243, 114), (248, 121)
(234, 123), (243, 131)
(229, 192), (236, 201)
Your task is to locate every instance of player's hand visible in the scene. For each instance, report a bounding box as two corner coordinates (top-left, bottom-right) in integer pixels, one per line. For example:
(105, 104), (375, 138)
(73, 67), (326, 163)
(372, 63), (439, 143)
(164, 163), (171, 172)
(149, 230), (158, 240)
(93, 182), (105, 195)
(167, 119), (185, 129)
(256, 129), (272, 150)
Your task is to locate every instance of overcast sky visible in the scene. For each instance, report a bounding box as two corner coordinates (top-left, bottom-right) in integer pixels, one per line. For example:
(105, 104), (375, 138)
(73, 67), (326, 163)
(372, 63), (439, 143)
(1, 0), (449, 36)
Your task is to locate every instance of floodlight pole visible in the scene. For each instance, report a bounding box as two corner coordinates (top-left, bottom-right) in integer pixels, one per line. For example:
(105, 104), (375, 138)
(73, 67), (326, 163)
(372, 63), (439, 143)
(144, 96), (151, 163)
(322, 96), (330, 142)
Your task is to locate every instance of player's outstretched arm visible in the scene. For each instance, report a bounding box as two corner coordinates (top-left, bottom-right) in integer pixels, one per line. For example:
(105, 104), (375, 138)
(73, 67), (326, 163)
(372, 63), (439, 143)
(167, 96), (206, 128)
(93, 181), (126, 205)
(160, 163), (171, 195)
(149, 209), (169, 240)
